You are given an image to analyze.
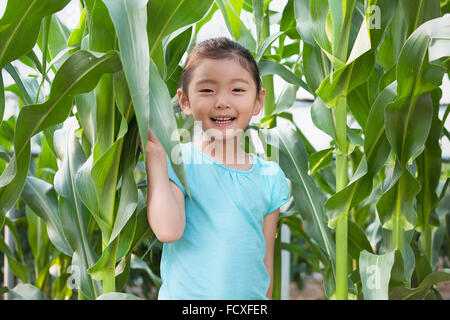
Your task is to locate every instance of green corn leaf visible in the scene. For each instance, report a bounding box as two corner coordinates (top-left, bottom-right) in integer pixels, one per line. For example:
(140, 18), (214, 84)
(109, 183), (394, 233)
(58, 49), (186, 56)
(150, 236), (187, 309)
(390, 269), (450, 299)
(416, 89), (442, 263)
(310, 94), (370, 153)
(259, 59), (309, 91)
(23, 50), (52, 95)
(0, 233), (30, 283)
(103, 0), (149, 159)
(127, 206), (153, 255)
(83, 64), (135, 248)
(37, 15), (72, 71)
(2, 215), (24, 261)
(73, 40), (151, 270)
(348, 220), (373, 259)
(0, 50), (121, 220)
(22, 177), (73, 256)
(315, 0), (398, 110)
(256, 31), (284, 62)
(114, 70), (134, 124)
(279, 0), (300, 41)
(148, 0), (214, 54)
(308, 147), (333, 175)
(376, 159), (420, 233)
(94, 71), (115, 156)
(294, 0), (315, 45)
(316, 50), (375, 109)
(4, 63), (33, 105)
(148, 0), (215, 75)
(68, 8), (86, 47)
(130, 253), (162, 288)
(325, 155), (371, 229)
(86, 109), (130, 245)
(259, 123), (336, 285)
(401, 0), (441, 37)
(385, 15), (450, 166)
(53, 119), (101, 299)
(347, 85), (371, 130)
(322, 83), (396, 229)
(216, 0), (256, 51)
(108, 123), (139, 246)
(253, 0), (264, 45)
(149, 58), (190, 198)
(378, 15), (450, 254)
(88, 237), (119, 283)
(74, 92), (96, 147)
(303, 42), (330, 94)
(85, 0), (116, 156)
(116, 209), (138, 261)
(365, 0), (399, 50)
(85, 0), (116, 53)
(165, 26), (193, 81)
(75, 154), (102, 230)
(328, 0), (357, 64)
(310, 0), (334, 64)
(0, 72), (4, 122)
(90, 129), (125, 241)
(310, 96), (336, 141)
(364, 83), (397, 176)
(274, 83), (298, 114)
(25, 208), (50, 271)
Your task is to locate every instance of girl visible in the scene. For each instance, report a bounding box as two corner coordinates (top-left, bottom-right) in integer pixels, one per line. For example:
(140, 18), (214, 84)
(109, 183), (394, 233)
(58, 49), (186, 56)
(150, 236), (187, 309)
(145, 37), (290, 300)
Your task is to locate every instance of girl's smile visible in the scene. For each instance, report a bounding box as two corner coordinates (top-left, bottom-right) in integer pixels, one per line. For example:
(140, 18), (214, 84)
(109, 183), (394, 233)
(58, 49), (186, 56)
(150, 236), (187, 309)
(209, 116), (236, 127)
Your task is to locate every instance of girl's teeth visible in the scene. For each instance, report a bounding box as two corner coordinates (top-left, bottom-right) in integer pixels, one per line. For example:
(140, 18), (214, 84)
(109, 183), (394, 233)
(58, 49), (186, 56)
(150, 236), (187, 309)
(212, 117), (235, 123)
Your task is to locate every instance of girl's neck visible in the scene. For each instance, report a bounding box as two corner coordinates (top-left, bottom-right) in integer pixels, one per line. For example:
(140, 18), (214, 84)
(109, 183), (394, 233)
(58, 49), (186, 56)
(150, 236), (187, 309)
(193, 134), (252, 168)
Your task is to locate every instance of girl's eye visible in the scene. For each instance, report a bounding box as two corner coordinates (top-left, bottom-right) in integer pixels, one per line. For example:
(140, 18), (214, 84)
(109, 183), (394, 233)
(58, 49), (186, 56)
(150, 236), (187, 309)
(233, 88), (245, 92)
(199, 89), (213, 93)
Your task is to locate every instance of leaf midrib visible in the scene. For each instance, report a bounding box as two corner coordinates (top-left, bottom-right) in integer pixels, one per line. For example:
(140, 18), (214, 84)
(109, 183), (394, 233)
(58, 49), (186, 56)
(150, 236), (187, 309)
(276, 128), (336, 275)
(149, 0), (185, 57)
(0, 0), (38, 64)
(399, 37), (430, 163)
(14, 53), (113, 163)
(310, 149), (332, 173)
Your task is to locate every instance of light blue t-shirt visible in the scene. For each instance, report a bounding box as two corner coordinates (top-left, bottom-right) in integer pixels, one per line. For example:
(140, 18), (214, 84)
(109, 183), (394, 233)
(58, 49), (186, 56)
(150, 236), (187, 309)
(157, 141), (290, 300)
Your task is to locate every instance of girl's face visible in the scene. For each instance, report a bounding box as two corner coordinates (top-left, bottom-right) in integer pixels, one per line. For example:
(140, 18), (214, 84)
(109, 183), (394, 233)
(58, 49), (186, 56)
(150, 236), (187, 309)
(177, 57), (265, 142)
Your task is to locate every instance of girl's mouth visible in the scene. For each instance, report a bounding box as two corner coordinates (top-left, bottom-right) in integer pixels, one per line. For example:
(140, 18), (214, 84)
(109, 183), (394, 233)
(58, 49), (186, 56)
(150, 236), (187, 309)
(210, 117), (236, 127)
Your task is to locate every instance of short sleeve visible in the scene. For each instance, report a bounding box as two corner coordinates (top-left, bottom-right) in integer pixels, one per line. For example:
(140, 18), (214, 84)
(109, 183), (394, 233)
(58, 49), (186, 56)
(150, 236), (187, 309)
(266, 163), (290, 215)
(166, 154), (187, 196)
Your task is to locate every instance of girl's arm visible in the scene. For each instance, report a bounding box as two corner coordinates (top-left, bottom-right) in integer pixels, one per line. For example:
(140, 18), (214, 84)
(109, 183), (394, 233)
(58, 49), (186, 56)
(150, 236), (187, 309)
(263, 208), (280, 300)
(145, 128), (186, 243)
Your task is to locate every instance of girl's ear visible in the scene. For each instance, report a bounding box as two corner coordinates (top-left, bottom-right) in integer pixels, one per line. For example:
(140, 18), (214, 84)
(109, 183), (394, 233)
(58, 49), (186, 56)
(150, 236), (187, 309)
(253, 88), (266, 116)
(177, 88), (192, 116)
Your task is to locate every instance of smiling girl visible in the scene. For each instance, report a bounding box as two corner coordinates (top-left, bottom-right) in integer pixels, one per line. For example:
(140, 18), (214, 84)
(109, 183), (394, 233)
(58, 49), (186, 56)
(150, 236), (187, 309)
(145, 37), (290, 300)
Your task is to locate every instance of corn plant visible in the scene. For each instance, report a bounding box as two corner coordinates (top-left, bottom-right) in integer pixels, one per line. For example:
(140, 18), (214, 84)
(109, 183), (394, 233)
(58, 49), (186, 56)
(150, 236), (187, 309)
(0, 0), (213, 299)
(1, 0), (449, 300)
(214, 0), (450, 300)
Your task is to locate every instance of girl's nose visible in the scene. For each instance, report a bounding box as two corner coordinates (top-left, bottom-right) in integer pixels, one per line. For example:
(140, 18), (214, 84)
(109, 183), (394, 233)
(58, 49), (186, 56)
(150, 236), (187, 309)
(215, 94), (231, 109)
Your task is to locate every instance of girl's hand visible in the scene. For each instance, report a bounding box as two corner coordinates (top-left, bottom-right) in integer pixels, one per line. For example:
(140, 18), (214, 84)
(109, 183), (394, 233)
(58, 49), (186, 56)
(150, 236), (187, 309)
(142, 127), (167, 172)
